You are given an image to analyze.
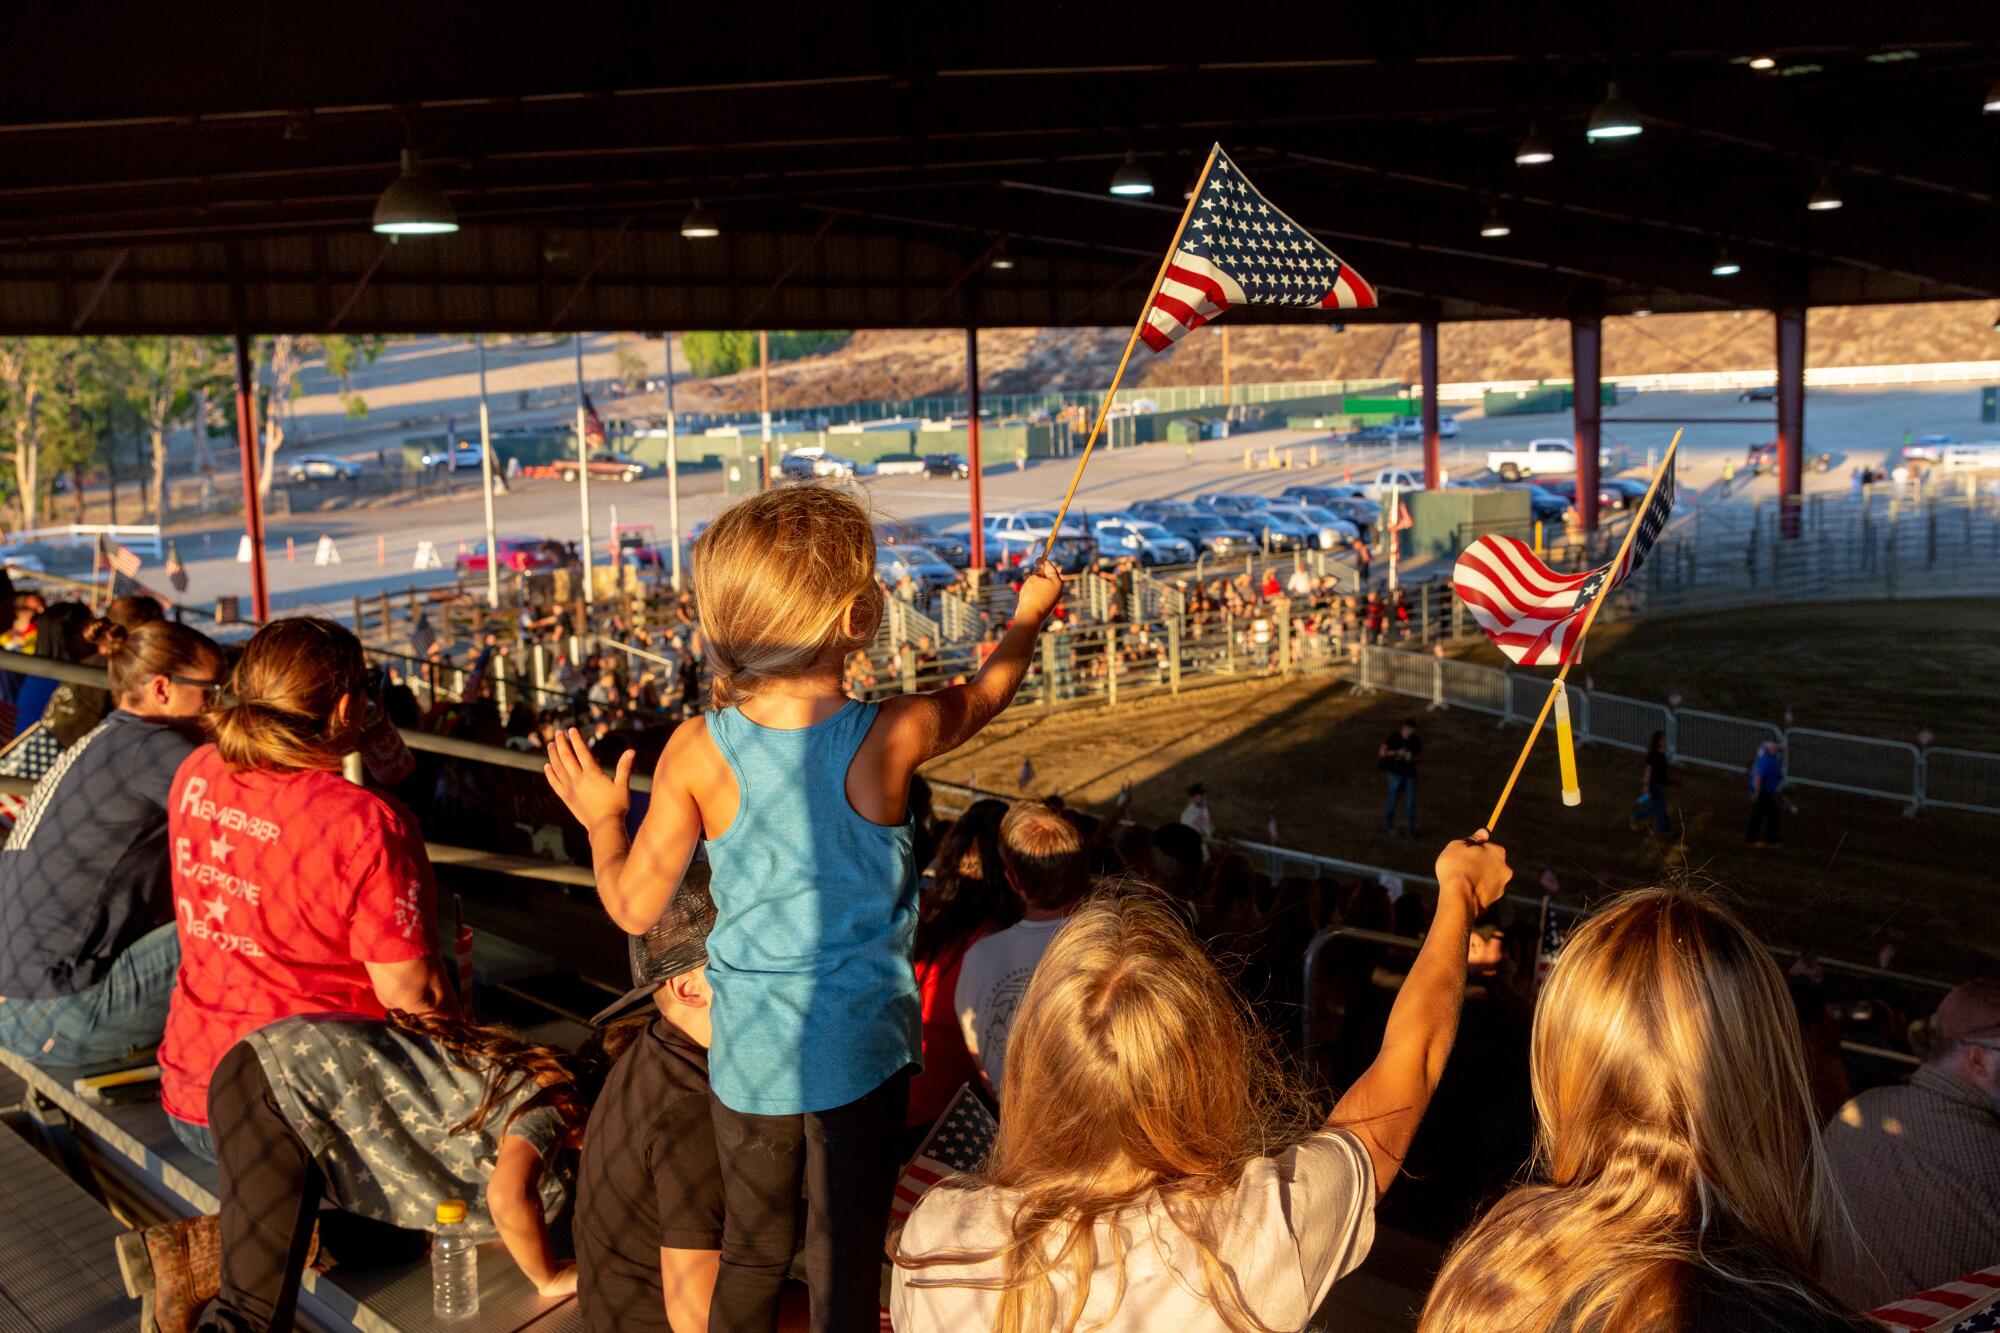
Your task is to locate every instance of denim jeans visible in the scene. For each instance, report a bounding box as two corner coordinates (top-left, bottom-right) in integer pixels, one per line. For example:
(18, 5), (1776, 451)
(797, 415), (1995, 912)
(1382, 773), (1417, 834)
(0, 922), (179, 1072)
(170, 1113), (217, 1163)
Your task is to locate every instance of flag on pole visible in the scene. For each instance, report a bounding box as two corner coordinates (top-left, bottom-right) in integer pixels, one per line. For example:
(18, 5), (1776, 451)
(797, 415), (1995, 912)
(108, 542), (143, 578)
(582, 393), (607, 450)
(1452, 452), (1676, 666)
(888, 1083), (996, 1235)
(410, 612), (438, 658)
(1139, 146), (1376, 353)
(165, 541), (189, 593)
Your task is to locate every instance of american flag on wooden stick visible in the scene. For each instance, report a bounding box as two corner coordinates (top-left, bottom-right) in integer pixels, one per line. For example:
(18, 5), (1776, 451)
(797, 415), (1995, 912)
(97, 535), (143, 579)
(1139, 146), (1376, 353)
(1452, 452), (1676, 667)
(888, 1083), (996, 1235)
(165, 541), (188, 593)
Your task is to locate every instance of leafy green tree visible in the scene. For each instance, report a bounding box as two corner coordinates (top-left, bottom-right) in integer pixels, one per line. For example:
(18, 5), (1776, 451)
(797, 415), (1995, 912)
(253, 334), (381, 499)
(681, 330), (850, 377)
(612, 343), (649, 392)
(105, 336), (230, 521)
(0, 338), (64, 528)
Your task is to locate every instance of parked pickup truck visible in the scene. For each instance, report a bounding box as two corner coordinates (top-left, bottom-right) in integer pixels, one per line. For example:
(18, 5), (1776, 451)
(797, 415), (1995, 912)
(1486, 438), (1580, 481)
(553, 451), (650, 483)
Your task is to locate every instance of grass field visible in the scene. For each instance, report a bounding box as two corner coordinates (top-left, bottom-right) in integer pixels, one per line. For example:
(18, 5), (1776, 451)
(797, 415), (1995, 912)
(922, 599), (2000, 984)
(1459, 598), (2000, 753)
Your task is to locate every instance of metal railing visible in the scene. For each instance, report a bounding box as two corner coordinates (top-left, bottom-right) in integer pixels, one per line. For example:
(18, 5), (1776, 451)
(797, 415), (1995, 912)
(1356, 644), (2000, 817)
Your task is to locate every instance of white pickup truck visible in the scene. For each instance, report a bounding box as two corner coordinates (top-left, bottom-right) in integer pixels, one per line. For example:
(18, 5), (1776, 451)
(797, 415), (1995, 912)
(1486, 438), (1579, 481)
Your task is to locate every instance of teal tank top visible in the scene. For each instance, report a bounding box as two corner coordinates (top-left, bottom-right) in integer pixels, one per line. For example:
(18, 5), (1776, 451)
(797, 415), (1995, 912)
(702, 699), (921, 1115)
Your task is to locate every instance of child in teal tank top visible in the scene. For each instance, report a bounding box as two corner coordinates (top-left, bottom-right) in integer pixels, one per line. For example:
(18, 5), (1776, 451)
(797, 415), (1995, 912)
(546, 486), (1064, 1333)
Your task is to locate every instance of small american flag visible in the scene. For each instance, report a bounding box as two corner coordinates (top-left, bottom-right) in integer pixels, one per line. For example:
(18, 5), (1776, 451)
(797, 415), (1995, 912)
(410, 612), (438, 658)
(1140, 145), (1375, 354)
(1453, 451), (1676, 667)
(165, 541), (189, 593)
(1871, 1264), (2000, 1330)
(110, 543), (143, 578)
(889, 1083), (997, 1234)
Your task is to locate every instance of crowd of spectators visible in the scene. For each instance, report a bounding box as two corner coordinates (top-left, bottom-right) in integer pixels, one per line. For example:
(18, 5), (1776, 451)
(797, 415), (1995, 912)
(0, 489), (1992, 1332)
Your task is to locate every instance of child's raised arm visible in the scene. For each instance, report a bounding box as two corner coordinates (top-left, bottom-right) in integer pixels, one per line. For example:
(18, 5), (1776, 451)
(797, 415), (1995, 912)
(882, 559), (1064, 768)
(545, 726), (703, 934)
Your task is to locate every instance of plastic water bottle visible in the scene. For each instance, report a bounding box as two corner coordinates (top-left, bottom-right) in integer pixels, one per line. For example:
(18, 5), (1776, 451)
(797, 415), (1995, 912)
(431, 1198), (479, 1319)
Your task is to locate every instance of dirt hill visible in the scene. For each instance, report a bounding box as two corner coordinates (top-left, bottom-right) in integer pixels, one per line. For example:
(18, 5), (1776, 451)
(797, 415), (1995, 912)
(634, 300), (1999, 417)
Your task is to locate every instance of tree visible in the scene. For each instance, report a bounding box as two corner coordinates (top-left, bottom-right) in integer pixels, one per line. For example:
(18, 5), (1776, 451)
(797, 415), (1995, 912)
(107, 336), (230, 522)
(612, 343), (649, 392)
(253, 335), (379, 499)
(0, 338), (61, 529)
(681, 330), (850, 377)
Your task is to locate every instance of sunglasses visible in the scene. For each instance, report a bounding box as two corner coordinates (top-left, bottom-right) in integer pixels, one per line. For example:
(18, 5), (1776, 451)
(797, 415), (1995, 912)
(169, 674), (226, 700)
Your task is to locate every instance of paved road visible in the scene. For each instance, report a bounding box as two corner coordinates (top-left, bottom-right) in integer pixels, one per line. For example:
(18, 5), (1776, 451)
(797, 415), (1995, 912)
(152, 381), (1991, 613)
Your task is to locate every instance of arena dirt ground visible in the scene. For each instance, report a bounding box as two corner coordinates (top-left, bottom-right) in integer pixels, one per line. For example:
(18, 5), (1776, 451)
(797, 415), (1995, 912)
(922, 601), (2000, 983)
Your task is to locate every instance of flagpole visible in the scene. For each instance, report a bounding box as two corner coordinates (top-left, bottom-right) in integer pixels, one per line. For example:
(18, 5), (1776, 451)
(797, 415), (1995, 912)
(1044, 146), (1219, 561)
(1484, 428), (1683, 832)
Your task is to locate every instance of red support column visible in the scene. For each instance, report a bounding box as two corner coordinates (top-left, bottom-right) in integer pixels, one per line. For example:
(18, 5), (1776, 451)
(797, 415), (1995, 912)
(1419, 319), (1441, 489)
(966, 328), (985, 573)
(228, 254), (271, 622)
(1776, 303), (1806, 539)
(1570, 315), (1602, 534)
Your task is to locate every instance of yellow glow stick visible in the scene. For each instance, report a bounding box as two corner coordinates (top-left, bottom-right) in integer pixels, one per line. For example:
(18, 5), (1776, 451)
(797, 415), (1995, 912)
(1553, 680), (1581, 807)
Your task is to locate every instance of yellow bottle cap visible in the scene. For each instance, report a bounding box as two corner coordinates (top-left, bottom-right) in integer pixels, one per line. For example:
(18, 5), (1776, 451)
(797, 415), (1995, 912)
(435, 1198), (468, 1225)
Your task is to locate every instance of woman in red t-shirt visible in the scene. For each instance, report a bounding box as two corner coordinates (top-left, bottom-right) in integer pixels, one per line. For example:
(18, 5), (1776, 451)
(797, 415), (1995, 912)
(160, 617), (455, 1161)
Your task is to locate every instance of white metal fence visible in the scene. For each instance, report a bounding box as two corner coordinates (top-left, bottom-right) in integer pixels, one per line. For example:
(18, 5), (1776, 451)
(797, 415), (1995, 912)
(1355, 644), (2000, 817)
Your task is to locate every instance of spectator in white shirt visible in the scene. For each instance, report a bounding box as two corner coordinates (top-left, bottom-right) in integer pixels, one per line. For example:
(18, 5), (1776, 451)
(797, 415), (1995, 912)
(1178, 783), (1214, 837)
(897, 833), (1514, 1333)
(955, 802), (1090, 1095)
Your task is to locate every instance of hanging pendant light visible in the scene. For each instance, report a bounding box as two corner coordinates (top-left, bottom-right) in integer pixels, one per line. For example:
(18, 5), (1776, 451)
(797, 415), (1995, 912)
(1585, 82), (1644, 141)
(371, 150), (458, 236)
(1513, 124), (1554, 166)
(679, 199), (721, 239)
(1108, 152), (1155, 198)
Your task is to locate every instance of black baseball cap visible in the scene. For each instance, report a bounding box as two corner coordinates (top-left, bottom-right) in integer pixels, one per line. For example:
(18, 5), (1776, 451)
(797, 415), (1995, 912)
(590, 858), (716, 1025)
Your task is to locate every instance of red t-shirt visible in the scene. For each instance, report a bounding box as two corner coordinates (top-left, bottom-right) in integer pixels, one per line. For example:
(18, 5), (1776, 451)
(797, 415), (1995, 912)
(159, 745), (438, 1125)
(907, 927), (992, 1128)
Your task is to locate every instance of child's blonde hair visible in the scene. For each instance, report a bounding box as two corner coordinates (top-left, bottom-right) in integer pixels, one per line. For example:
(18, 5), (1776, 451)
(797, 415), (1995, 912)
(895, 890), (1317, 1333)
(692, 486), (882, 710)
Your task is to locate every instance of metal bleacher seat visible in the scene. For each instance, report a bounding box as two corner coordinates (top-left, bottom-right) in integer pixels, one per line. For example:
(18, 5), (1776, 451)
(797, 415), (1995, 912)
(0, 1061), (142, 1330)
(0, 1039), (578, 1333)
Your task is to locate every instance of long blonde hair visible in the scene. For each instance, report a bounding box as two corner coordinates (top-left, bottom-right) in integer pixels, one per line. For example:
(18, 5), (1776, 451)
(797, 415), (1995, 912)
(894, 890), (1316, 1333)
(690, 486), (881, 710)
(1420, 889), (1860, 1333)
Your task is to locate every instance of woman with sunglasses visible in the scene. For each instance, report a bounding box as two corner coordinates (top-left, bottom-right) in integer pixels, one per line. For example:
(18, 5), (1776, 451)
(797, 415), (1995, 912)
(0, 619), (225, 1070)
(158, 617), (455, 1162)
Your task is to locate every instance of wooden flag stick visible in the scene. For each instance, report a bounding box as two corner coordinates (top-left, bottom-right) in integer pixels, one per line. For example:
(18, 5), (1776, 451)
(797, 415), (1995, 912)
(1044, 146), (1219, 560)
(1485, 428), (1684, 832)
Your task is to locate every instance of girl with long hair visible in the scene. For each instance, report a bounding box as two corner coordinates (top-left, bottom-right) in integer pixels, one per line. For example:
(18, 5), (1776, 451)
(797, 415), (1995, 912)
(893, 833), (1513, 1333)
(159, 617), (453, 1162)
(1418, 890), (1874, 1333)
(119, 1011), (632, 1333)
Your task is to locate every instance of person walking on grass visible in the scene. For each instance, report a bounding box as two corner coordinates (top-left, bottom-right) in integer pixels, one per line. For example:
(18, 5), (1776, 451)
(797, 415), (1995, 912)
(1380, 718), (1422, 837)
(1747, 739), (1785, 847)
